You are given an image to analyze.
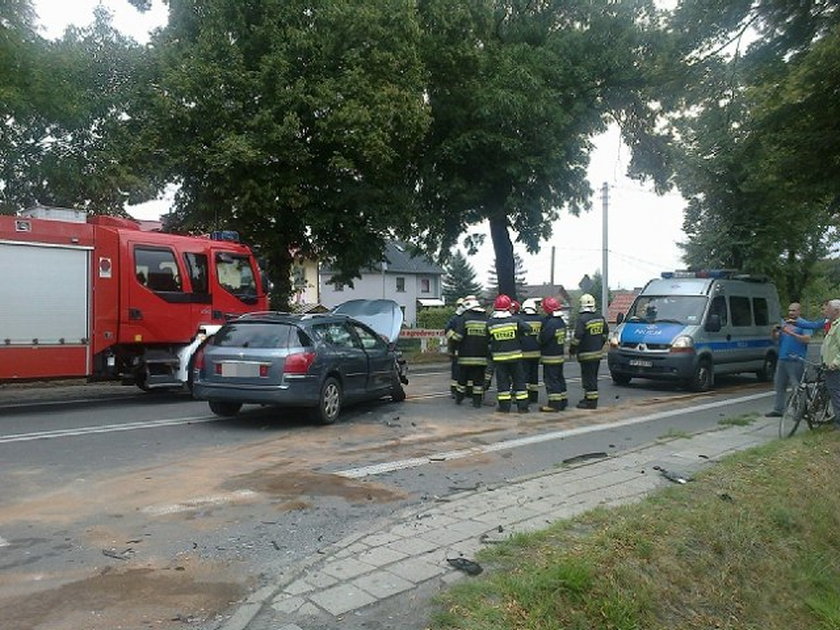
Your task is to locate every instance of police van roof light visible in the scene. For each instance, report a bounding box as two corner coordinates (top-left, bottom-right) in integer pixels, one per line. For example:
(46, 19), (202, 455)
(661, 269), (736, 280)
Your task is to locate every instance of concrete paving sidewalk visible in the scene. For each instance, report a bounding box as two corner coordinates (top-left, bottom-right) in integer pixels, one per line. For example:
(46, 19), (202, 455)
(217, 415), (779, 630)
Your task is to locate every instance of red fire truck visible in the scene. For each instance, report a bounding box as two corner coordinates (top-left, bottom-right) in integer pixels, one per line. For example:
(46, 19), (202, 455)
(0, 207), (269, 389)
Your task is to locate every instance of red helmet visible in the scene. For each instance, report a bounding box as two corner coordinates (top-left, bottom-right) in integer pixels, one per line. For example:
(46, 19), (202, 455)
(511, 299), (521, 314)
(494, 294), (512, 311)
(542, 296), (560, 314)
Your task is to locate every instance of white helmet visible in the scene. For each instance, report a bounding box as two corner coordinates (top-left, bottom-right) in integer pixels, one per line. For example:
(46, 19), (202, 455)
(521, 297), (540, 314)
(462, 296), (482, 311)
(579, 293), (596, 312)
(455, 297), (466, 315)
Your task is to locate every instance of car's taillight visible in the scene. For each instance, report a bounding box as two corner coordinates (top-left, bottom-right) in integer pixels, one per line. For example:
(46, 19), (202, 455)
(194, 347), (205, 370)
(259, 364), (269, 377)
(284, 351), (316, 374)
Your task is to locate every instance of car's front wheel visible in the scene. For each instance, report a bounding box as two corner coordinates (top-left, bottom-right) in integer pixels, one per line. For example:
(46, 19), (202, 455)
(611, 372), (632, 386)
(312, 376), (342, 425)
(209, 401), (242, 417)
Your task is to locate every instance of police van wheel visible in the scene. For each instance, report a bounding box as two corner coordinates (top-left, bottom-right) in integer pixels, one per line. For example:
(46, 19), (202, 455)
(756, 354), (776, 383)
(687, 360), (713, 392)
(611, 372), (632, 386)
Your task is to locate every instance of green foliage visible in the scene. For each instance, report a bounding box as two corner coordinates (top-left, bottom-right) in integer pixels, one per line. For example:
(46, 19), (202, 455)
(144, 0), (430, 299)
(669, 0), (840, 303)
(442, 251), (483, 304)
(417, 306), (456, 330)
(1, 6), (152, 214)
(414, 0), (674, 297)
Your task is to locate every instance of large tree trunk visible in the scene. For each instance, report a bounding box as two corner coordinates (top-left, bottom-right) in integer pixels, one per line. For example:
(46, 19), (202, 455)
(266, 245), (293, 311)
(489, 215), (517, 300)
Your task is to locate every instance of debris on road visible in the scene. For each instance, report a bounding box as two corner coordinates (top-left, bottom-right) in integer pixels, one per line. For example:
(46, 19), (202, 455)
(102, 547), (135, 561)
(446, 557), (483, 575)
(652, 465), (691, 484)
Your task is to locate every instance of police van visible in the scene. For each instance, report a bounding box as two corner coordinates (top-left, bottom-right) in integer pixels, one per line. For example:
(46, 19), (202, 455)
(607, 270), (781, 391)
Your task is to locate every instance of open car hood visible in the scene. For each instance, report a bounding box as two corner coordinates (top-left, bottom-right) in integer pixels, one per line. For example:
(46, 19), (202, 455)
(333, 299), (403, 343)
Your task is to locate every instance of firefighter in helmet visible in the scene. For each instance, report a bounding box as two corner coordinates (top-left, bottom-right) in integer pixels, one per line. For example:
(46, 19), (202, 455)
(538, 296), (568, 411)
(450, 296), (489, 408)
(444, 297), (466, 397)
(487, 294), (530, 413)
(519, 298), (543, 404)
(569, 293), (608, 409)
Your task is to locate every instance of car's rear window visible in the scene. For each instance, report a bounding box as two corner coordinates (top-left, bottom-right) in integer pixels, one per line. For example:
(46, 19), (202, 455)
(213, 322), (296, 349)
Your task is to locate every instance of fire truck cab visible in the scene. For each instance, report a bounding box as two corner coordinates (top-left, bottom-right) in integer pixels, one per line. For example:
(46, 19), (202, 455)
(0, 207), (268, 389)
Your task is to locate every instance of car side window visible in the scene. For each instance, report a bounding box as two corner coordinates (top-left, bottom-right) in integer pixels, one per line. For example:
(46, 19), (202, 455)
(709, 295), (728, 326)
(352, 324), (387, 351)
(314, 322), (360, 349)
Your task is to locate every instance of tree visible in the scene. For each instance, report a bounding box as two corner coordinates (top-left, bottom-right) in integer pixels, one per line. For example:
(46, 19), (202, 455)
(413, 0), (674, 298)
(487, 253), (527, 300)
(142, 0), (429, 306)
(668, 0), (840, 301)
(442, 250), (483, 304)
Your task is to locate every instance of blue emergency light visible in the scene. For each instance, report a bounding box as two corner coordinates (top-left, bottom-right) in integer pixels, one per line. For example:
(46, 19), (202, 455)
(210, 230), (240, 242)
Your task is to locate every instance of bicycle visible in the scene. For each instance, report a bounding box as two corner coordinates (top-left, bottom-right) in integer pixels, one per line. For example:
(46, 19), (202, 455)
(778, 358), (836, 437)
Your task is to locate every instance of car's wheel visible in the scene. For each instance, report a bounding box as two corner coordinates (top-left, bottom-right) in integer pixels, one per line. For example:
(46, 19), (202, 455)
(611, 372), (632, 386)
(390, 375), (406, 402)
(312, 376), (342, 425)
(687, 359), (713, 392)
(756, 354), (776, 382)
(209, 401), (242, 417)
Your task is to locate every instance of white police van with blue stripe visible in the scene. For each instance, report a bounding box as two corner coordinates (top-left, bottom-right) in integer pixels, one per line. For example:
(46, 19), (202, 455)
(607, 270), (780, 391)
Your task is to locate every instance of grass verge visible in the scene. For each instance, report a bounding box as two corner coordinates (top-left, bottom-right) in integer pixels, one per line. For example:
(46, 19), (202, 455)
(431, 430), (840, 630)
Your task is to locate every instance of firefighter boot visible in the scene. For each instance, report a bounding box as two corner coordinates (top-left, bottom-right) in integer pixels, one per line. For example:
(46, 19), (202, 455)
(497, 402), (511, 413)
(455, 391), (465, 405)
(518, 404), (530, 414)
(472, 394), (483, 408)
(576, 399), (597, 410)
(528, 391), (539, 404)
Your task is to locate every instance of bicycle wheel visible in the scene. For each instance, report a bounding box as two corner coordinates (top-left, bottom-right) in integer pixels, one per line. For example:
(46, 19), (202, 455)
(780, 385), (807, 437)
(807, 384), (834, 430)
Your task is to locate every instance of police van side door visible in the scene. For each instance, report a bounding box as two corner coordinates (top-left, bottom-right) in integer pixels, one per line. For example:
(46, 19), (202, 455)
(701, 294), (735, 369)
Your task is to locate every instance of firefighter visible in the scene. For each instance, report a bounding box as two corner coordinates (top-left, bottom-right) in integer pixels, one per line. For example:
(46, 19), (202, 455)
(569, 293), (608, 409)
(487, 294), (530, 413)
(450, 296), (489, 408)
(444, 298), (466, 397)
(519, 299), (543, 404)
(538, 296), (568, 412)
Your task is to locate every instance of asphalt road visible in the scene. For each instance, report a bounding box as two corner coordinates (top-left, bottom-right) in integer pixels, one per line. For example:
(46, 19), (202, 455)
(0, 362), (774, 630)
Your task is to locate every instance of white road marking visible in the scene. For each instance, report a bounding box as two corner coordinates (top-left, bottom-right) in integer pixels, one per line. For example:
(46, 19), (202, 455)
(142, 490), (259, 515)
(0, 415), (220, 444)
(335, 391), (773, 478)
(0, 536), (9, 548)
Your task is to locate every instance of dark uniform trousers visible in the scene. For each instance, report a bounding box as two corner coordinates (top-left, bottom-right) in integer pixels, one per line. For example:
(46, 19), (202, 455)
(580, 360), (600, 402)
(457, 364), (486, 407)
(495, 360), (528, 412)
(542, 361), (567, 409)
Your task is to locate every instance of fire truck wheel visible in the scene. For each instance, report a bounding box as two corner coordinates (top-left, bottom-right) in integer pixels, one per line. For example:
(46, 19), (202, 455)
(312, 376), (342, 425)
(209, 401), (242, 417)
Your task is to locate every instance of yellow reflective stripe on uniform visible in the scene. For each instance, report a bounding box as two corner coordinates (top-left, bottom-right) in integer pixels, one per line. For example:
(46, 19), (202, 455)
(450, 331), (463, 342)
(497, 392), (512, 401)
(521, 350), (541, 359)
(492, 350), (522, 361)
(578, 351), (603, 361)
(514, 391), (528, 401)
(548, 393), (567, 401)
(489, 324), (517, 339)
(458, 357), (488, 366)
(540, 356), (565, 364)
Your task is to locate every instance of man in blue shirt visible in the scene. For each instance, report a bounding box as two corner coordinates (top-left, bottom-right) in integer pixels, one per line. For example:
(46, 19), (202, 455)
(766, 302), (813, 417)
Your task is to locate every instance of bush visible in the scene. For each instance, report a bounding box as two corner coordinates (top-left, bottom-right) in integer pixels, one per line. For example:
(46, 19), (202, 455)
(417, 306), (456, 330)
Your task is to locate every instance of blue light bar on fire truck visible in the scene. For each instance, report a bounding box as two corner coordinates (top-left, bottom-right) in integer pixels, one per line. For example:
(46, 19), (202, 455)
(210, 230), (240, 242)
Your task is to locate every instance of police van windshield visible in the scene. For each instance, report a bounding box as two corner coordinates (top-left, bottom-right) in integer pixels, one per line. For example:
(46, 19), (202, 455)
(216, 253), (258, 304)
(626, 296), (707, 326)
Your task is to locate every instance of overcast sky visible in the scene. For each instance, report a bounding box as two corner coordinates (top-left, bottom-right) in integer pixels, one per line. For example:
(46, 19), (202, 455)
(33, 0), (686, 290)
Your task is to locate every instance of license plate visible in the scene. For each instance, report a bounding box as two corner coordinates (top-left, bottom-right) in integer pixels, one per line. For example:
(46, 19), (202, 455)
(629, 359), (653, 368)
(220, 362), (260, 377)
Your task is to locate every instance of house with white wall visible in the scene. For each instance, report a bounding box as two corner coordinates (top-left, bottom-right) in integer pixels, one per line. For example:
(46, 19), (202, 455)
(319, 242), (444, 326)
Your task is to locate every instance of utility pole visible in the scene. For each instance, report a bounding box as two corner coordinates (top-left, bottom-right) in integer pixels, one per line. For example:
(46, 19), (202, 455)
(601, 182), (609, 318)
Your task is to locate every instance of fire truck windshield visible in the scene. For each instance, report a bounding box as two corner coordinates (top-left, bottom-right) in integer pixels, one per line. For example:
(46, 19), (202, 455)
(216, 253), (258, 302)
